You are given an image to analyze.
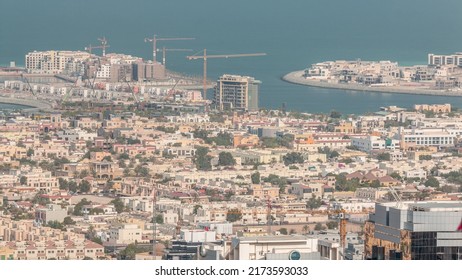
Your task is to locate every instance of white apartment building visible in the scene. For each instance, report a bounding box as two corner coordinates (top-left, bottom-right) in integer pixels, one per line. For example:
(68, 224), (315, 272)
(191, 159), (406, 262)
(397, 127), (459, 147)
(428, 53), (462, 67)
(56, 128), (97, 142)
(180, 229), (216, 242)
(351, 136), (400, 153)
(96, 64), (111, 79)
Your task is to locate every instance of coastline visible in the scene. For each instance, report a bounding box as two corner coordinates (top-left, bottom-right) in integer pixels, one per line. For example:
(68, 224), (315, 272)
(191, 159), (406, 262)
(282, 70), (462, 97)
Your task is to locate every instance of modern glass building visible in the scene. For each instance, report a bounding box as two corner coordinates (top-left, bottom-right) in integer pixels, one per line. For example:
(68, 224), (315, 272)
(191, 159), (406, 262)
(365, 201), (462, 260)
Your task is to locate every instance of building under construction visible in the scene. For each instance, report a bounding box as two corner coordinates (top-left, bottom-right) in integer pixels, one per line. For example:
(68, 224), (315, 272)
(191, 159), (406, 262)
(365, 201), (462, 260)
(213, 74), (260, 111)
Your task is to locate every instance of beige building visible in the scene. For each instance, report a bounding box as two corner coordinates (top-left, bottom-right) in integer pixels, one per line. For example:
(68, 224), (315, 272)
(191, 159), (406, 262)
(0, 240), (104, 260)
(107, 224), (143, 245)
(414, 104), (451, 113)
(252, 184), (279, 200)
(23, 170), (59, 192)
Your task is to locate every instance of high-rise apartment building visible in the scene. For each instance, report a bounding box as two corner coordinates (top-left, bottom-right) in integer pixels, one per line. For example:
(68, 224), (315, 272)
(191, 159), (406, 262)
(25, 50), (90, 74)
(213, 74), (260, 111)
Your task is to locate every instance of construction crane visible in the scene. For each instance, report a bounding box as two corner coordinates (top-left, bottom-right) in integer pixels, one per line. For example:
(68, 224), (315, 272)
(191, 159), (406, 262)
(186, 49), (266, 99)
(267, 198), (272, 235)
(85, 43), (111, 56)
(63, 77), (80, 104)
(144, 35), (195, 63)
(337, 209), (348, 256)
(157, 47), (192, 67)
(20, 73), (36, 97)
(97, 37), (109, 56)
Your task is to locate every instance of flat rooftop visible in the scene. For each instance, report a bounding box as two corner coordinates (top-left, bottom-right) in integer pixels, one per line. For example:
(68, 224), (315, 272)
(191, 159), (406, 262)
(409, 202), (462, 212)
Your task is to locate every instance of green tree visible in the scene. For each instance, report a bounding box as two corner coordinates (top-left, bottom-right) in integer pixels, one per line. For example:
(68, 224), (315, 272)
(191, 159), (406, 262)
(210, 132), (232, 146)
(251, 172), (261, 184)
(419, 155), (432, 160)
(424, 176), (440, 188)
(118, 153), (129, 160)
(193, 146), (212, 171)
(307, 194), (322, 210)
(111, 198), (125, 214)
(261, 137), (279, 148)
(68, 181), (78, 193)
(89, 208), (105, 215)
(20, 176), (27, 185)
(135, 165), (150, 177)
(326, 221), (339, 230)
(370, 179), (382, 188)
(314, 223), (325, 231)
(218, 152), (236, 166)
(339, 157), (353, 164)
(58, 178), (69, 190)
(47, 221), (64, 230)
(390, 172), (402, 181)
(282, 152), (304, 166)
(79, 180), (91, 193)
(118, 244), (137, 260)
(193, 205), (202, 215)
(226, 208), (243, 222)
(279, 228), (288, 235)
(91, 236), (103, 245)
(102, 156), (112, 162)
(377, 152), (391, 161)
(63, 216), (76, 225)
(155, 214), (164, 224)
(73, 198), (91, 216)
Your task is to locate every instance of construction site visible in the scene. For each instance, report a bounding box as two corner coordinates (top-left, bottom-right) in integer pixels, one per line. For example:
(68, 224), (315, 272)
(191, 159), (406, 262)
(0, 35), (266, 113)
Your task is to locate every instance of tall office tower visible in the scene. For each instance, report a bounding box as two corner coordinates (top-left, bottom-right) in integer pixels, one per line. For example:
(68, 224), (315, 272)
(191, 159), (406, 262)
(213, 74), (260, 111)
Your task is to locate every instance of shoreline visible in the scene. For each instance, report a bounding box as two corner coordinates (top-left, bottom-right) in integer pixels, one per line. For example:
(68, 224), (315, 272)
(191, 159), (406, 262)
(282, 70), (462, 97)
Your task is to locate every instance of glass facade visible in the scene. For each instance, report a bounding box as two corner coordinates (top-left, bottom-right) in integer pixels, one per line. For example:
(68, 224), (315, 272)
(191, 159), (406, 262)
(411, 232), (462, 260)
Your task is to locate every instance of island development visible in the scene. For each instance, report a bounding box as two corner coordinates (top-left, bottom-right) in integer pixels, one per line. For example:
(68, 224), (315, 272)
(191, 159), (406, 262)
(1, 44), (462, 261)
(283, 52), (462, 96)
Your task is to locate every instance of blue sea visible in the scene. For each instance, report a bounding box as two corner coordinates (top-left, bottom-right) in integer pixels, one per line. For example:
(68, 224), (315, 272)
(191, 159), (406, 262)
(1, 0), (462, 114)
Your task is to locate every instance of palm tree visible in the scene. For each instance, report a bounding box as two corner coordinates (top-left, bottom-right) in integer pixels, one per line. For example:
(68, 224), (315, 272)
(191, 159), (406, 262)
(303, 224), (309, 234)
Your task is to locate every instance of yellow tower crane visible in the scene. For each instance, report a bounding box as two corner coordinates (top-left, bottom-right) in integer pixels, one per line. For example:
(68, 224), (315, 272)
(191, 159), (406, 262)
(186, 49), (266, 100)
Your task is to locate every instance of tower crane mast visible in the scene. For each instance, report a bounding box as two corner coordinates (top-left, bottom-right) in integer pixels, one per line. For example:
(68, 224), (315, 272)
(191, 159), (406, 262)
(144, 35), (195, 62)
(157, 47), (193, 67)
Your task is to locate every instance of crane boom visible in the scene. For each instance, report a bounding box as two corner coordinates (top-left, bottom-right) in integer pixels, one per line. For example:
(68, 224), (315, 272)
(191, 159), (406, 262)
(144, 35), (195, 62)
(85, 44), (111, 55)
(157, 48), (193, 67)
(187, 53), (267, 60)
(186, 49), (267, 101)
